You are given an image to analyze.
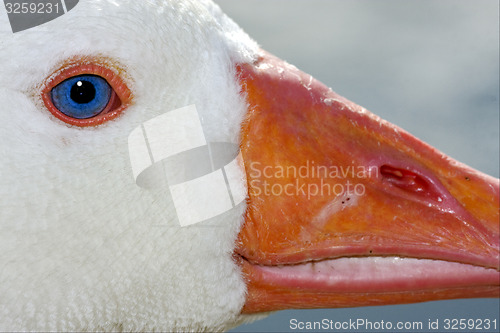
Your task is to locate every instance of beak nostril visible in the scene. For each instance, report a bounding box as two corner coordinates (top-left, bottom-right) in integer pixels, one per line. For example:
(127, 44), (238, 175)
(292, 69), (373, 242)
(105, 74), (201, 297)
(380, 164), (442, 202)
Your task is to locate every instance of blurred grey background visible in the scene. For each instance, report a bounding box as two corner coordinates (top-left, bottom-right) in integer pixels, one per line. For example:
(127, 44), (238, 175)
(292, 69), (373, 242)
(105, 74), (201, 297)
(215, 0), (500, 332)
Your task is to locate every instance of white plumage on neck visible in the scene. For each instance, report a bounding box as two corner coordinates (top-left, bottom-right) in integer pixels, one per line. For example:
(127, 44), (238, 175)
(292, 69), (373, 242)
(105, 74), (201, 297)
(0, 0), (260, 331)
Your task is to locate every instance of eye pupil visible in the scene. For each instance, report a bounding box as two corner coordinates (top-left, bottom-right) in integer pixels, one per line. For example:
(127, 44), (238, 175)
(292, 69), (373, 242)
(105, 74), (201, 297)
(50, 74), (113, 119)
(70, 80), (96, 104)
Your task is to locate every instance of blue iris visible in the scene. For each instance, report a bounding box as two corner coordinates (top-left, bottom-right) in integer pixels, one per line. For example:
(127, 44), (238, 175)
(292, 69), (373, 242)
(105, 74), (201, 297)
(51, 75), (112, 119)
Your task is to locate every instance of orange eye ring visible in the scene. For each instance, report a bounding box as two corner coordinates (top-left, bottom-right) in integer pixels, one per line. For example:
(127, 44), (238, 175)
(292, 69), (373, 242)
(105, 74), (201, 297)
(41, 62), (132, 127)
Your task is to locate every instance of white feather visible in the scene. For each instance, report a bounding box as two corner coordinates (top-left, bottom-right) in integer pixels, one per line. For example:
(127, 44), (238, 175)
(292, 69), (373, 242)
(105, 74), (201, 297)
(0, 0), (261, 331)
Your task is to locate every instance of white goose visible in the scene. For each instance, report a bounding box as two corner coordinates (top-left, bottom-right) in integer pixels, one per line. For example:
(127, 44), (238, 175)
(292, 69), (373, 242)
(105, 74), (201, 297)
(0, 1), (498, 332)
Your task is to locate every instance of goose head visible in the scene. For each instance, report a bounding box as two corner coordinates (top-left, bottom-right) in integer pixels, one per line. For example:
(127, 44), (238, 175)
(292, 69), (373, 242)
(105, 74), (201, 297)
(0, 0), (498, 331)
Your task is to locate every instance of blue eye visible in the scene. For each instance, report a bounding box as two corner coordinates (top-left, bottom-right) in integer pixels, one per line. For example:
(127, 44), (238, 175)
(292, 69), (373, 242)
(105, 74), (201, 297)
(50, 75), (112, 119)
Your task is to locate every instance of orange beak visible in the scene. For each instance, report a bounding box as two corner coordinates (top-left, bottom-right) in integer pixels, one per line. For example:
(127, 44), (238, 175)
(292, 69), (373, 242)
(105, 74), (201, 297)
(236, 51), (500, 313)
